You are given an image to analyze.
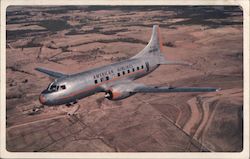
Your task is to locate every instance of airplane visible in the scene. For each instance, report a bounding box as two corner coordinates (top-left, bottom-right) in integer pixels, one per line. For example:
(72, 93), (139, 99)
(35, 25), (220, 115)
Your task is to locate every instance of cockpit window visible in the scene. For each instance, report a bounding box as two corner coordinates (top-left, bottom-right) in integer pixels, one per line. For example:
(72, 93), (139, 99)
(47, 82), (66, 92)
(49, 84), (58, 92)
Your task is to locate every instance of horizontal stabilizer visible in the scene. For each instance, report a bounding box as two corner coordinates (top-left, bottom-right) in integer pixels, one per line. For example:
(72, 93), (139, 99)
(35, 67), (68, 79)
(159, 59), (192, 66)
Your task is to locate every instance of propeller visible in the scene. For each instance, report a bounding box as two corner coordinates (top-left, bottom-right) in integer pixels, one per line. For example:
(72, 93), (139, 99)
(105, 92), (111, 98)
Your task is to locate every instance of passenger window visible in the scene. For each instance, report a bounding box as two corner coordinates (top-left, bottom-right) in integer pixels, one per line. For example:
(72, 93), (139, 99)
(106, 76), (109, 80)
(100, 78), (104, 82)
(141, 65), (144, 69)
(128, 70), (130, 73)
(61, 85), (66, 90)
(137, 67), (139, 70)
(118, 72), (120, 76)
(94, 79), (98, 84)
(132, 68), (135, 72)
(122, 71), (125, 75)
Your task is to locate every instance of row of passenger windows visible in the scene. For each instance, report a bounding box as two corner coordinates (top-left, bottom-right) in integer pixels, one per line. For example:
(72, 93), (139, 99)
(94, 65), (144, 84)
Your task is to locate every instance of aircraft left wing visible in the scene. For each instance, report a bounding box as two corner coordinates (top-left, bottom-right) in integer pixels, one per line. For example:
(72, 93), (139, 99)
(35, 67), (68, 79)
(132, 85), (220, 93)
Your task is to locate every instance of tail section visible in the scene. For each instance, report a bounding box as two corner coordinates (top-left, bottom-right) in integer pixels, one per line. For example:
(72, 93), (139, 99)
(132, 25), (164, 59)
(147, 25), (164, 53)
(132, 25), (191, 66)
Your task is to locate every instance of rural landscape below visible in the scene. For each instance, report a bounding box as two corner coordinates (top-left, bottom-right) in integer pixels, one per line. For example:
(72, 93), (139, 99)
(6, 6), (243, 152)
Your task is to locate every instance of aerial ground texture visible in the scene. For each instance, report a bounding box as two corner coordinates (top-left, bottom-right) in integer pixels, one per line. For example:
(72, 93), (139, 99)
(6, 6), (243, 152)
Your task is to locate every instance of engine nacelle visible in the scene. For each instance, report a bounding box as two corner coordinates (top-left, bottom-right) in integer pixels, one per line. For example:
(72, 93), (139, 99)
(105, 85), (135, 100)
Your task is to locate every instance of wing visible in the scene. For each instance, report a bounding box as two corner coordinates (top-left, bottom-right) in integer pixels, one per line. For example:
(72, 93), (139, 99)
(101, 80), (219, 100)
(35, 67), (68, 79)
(133, 85), (220, 93)
(101, 79), (138, 91)
(103, 79), (219, 93)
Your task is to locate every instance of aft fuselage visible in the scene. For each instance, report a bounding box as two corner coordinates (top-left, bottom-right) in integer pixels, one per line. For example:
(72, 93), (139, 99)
(39, 57), (159, 106)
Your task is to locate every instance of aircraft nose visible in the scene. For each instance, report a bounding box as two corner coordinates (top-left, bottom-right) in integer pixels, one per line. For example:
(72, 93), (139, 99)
(39, 94), (47, 105)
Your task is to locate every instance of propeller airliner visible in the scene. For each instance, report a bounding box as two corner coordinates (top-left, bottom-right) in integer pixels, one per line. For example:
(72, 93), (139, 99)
(35, 25), (219, 115)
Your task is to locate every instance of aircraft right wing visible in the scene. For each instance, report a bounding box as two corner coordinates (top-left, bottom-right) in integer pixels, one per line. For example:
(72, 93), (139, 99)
(35, 67), (68, 79)
(133, 85), (220, 93)
(102, 80), (219, 100)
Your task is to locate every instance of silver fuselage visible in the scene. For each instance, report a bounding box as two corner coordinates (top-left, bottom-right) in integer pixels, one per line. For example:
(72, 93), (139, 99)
(39, 57), (159, 106)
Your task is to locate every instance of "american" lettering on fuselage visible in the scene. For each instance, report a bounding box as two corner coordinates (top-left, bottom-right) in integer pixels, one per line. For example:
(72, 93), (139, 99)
(93, 64), (135, 79)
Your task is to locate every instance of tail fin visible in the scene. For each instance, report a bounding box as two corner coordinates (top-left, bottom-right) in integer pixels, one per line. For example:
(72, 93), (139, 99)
(132, 25), (191, 66)
(132, 25), (164, 59)
(147, 25), (164, 53)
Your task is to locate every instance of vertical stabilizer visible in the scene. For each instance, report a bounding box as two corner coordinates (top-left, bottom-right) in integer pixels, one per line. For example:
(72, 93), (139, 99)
(132, 25), (164, 59)
(147, 25), (164, 53)
(131, 25), (191, 66)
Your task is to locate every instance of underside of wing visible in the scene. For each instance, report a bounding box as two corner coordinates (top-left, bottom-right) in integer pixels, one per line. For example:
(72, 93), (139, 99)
(133, 85), (220, 93)
(35, 67), (68, 79)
